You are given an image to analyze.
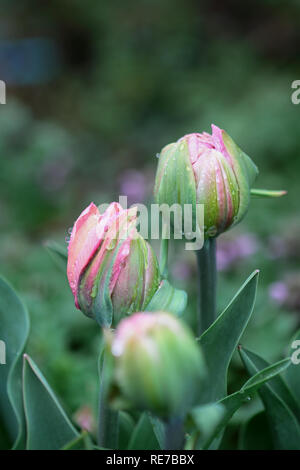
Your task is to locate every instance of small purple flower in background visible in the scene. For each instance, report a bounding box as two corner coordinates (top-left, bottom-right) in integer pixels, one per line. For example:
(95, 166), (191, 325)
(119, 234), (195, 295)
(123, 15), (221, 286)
(216, 233), (259, 271)
(269, 281), (289, 305)
(171, 260), (192, 281)
(216, 244), (237, 271)
(119, 169), (147, 205)
(269, 274), (300, 312)
(234, 234), (259, 257)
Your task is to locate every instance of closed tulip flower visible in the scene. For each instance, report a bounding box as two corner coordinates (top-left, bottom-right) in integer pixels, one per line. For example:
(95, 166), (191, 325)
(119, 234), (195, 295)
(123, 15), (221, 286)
(67, 202), (160, 327)
(154, 124), (258, 238)
(110, 311), (206, 417)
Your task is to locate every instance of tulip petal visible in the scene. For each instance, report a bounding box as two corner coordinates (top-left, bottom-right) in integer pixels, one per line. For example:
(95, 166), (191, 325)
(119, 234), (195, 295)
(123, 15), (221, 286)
(67, 203), (101, 307)
(78, 206), (138, 323)
(67, 202), (123, 308)
(211, 124), (233, 165)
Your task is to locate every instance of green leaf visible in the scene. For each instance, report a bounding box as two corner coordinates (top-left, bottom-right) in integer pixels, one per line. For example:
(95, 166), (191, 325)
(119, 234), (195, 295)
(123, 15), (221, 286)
(196, 357), (291, 449)
(146, 279), (187, 317)
(0, 417), (12, 450)
(250, 188), (287, 198)
(285, 329), (300, 405)
(23, 354), (78, 450)
(189, 403), (226, 449)
(118, 412), (135, 450)
(239, 412), (274, 450)
(0, 276), (30, 449)
(127, 413), (160, 450)
(62, 431), (93, 450)
(239, 347), (300, 450)
(240, 347), (300, 422)
(199, 270), (259, 403)
(149, 414), (164, 450)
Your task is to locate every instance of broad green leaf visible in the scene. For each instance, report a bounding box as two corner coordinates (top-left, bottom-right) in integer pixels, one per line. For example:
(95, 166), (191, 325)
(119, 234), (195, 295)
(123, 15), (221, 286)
(146, 279), (187, 317)
(239, 347), (300, 450)
(0, 276), (30, 449)
(285, 329), (300, 405)
(239, 412), (274, 450)
(199, 270), (259, 402)
(127, 413), (160, 450)
(0, 418), (11, 450)
(197, 357), (291, 449)
(23, 354), (78, 450)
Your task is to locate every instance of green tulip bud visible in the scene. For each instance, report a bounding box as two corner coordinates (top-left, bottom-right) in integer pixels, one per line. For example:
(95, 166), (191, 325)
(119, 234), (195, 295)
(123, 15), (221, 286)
(154, 124), (258, 239)
(110, 312), (206, 418)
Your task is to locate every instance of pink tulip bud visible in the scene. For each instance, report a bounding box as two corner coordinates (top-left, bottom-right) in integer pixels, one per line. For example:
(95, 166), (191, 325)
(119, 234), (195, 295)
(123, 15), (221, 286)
(154, 124), (258, 238)
(67, 202), (160, 327)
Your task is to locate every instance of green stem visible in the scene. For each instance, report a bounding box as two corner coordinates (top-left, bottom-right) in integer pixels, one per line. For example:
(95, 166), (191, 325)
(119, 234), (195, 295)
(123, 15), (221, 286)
(196, 238), (217, 336)
(164, 416), (185, 450)
(98, 350), (119, 449)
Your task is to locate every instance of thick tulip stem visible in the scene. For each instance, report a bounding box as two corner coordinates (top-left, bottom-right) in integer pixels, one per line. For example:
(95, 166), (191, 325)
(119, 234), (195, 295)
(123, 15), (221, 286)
(164, 416), (185, 450)
(196, 238), (217, 336)
(98, 350), (119, 449)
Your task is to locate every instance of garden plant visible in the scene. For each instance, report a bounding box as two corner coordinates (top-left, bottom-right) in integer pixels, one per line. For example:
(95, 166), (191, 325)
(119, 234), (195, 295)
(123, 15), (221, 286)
(0, 124), (299, 451)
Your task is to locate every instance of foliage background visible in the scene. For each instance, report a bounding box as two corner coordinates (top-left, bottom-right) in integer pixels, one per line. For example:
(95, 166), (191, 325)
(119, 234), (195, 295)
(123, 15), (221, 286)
(0, 0), (299, 448)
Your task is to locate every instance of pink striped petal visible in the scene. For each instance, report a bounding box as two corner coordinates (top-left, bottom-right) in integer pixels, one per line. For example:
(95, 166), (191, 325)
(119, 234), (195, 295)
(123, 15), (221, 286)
(79, 206), (137, 305)
(67, 203), (102, 307)
(211, 124), (232, 165)
(67, 202), (124, 308)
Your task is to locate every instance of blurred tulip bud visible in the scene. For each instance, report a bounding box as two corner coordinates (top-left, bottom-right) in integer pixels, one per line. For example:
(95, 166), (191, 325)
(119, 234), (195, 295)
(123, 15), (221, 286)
(67, 202), (160, 327)
(110, 312), (206, 417)
(154, 124), (258, 238)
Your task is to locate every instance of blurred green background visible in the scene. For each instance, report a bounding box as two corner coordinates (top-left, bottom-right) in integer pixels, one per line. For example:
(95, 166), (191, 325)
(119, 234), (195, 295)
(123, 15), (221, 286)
(0, 0), (299, 447)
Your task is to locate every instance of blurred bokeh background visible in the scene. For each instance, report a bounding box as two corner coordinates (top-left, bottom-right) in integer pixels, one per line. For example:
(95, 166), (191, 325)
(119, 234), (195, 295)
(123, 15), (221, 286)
(0, 0), (300, 447)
